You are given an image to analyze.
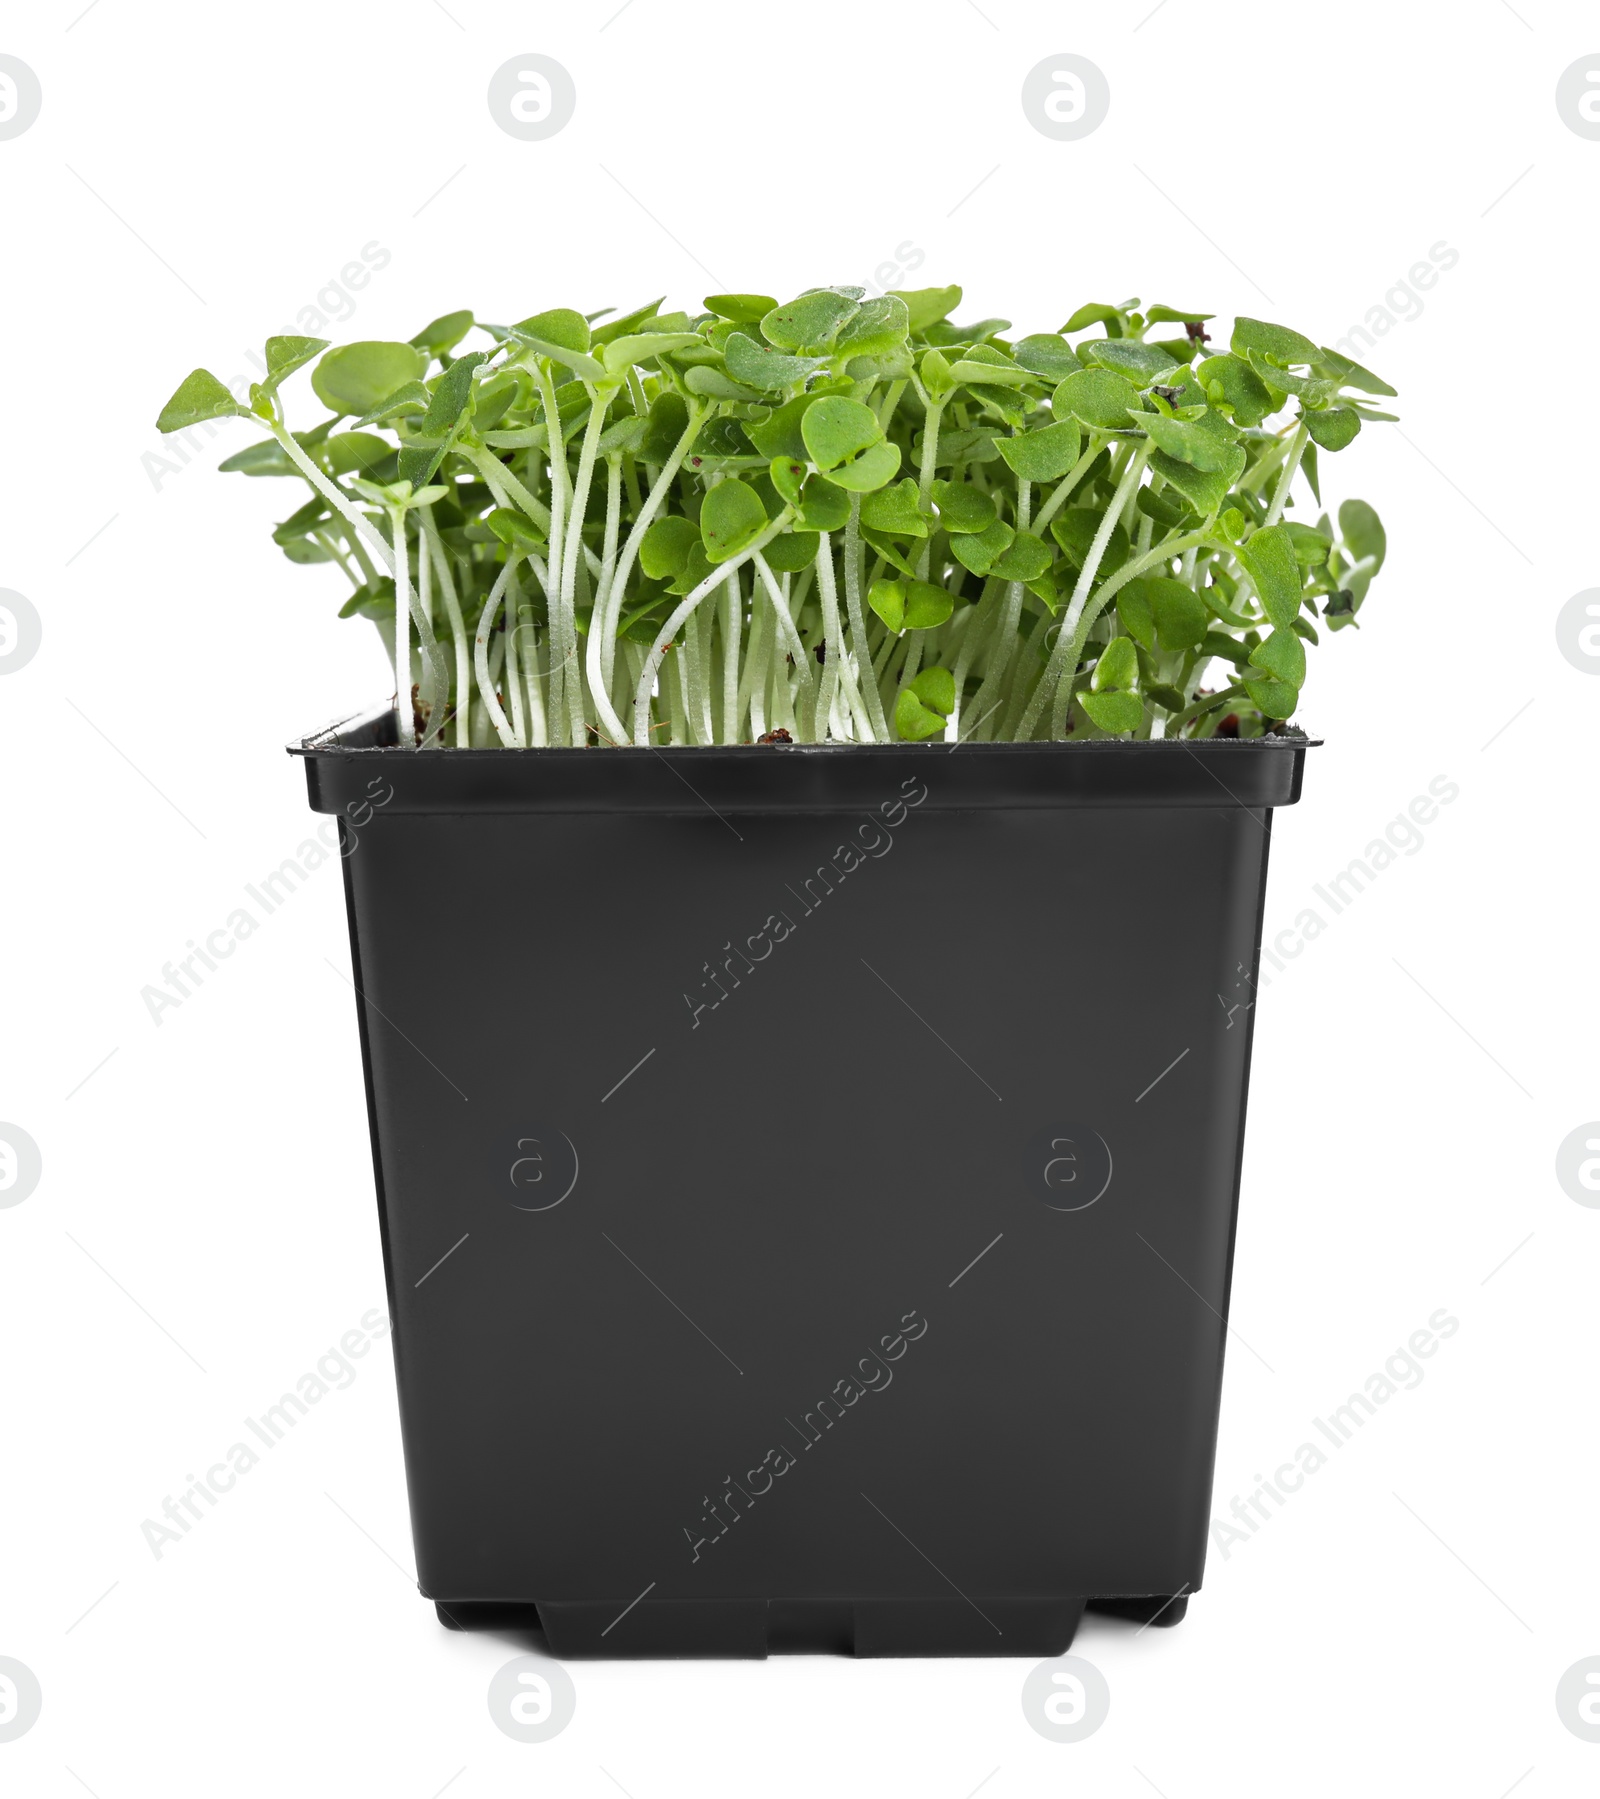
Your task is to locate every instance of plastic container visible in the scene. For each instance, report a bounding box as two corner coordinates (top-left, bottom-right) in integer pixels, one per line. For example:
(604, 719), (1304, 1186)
(295, 710), (1309, 1657)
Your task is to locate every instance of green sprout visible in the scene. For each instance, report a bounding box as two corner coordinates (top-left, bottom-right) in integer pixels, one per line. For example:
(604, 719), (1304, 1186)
(158, 287), (1393, 747)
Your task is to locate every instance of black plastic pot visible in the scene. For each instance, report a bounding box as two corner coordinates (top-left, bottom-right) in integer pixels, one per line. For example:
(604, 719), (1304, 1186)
(295, 712), (1309, 1659)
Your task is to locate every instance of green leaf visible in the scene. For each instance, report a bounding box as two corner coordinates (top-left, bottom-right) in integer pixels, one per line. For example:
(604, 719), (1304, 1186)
(282, 536), (334, 565)
(1138, 407), (1241, 472)
(1339, 498), (1386, 571)
(762, 290), (859, 354)
(835, 294), (911, 358)
(1092, 635), (1138, 692)
(800, 395), (882, 471)
(1146, 305), (1214, 327)
(1117, 584), (1156, 651)
(1301, 440), (1322, 505)
(409, 310), (474, 357)
(894, 685), (947, 741)
(704, 293), (778, 324)
(1250, 624), (1307, 686)
(668, 543), (716, 595)
(602, 332), (704, 377)
(723, 330), (828, 392)
(891, 284), (962, 333)
(904, 580), (954, 629)
(312, 342), (429, 417)
(1081, 689), (1143, 734)
(940, 314), (1012, 347)
(1150, 446), (1245, 516)
(1196, 353), (1278, 427)
(1078, 339), (1178, 384)
(598, 412), (649, 455)
(932, 425), (1000, 464)
(769, 456), (808, 506)
(640, 515), (700, 579)
(514, 306), (590, 353)
(1050, 509), (1129, 577)
(510, 307), (605, 381)
(1237, 523), (1303, 628)
(820, 438), (902, 492)
(218, 437), (296, 476)
(156, 368), (249, 432)
(262, 335), (328, 393)
(487, 507), (544, 549)
(322, 432), (392, 477)
(1011, 334), (1080, 380)
(995, 418), (1082, 482)
(400, 350), (488, 488)
(989, 531), (1052, 582)
(1202, 630), (1252, 667)
(684, 364), (765, 403)
(798, 477), (851, 532)
(272, 495), (330, 544)
(869, 579), (906, 631)
(618, 586), (675, 642)
(746, 393), (819, 461)
(1230, 317), (1320, 366)
(859, 477), (929, 537)
(1145, 577), (1209, 650)
(640, 392), (694, 463)
(338, 578), (395, 620)
(700, 480), (768, 563)
(1055, 367), (1142, 430)
(1136, 483), (1187, 529)
(762, 529), (819, 572)
(1281, 521), (1332, 565)
(910, 665), (955, 715)
(918, 347), (957, 398)
(1060, 303), (1127, 335)
(1243, 356), (1339, 404)
(931, 479), (996, 534)
(1314, 346), (1398, 397)
(591, 298), (669, 345)
(1243, 676), (1299, 718)
(1303, 406), (1361, 451)
(950, 515), (1015, 575)
(353, 380), (430, 428)
(948, 355), (1035, 390)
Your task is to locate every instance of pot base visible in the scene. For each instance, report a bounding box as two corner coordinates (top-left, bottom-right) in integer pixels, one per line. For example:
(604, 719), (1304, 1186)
(434, 1594), (1093, 1658)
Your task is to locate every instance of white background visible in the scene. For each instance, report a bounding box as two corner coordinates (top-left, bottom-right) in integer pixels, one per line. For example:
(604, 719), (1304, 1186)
(2, 1), (1596, 1793)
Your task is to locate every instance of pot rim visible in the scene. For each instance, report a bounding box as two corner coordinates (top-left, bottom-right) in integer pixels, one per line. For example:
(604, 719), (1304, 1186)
(289, 702), (1322, 760)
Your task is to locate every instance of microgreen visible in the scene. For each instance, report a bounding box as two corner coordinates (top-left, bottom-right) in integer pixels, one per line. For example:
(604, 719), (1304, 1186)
(160, 285), (1392, 746)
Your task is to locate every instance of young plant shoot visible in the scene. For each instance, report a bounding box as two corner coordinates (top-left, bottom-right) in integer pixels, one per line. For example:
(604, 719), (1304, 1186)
(158, 288), (1393, 747)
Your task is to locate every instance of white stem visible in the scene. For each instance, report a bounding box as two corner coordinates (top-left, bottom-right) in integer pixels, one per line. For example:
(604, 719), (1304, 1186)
(749, 550), (818, 737)
(813, 532), (845, 740)
(268, 422), (394, 574)
(633, 514), (794, 745)
(503, 565), (528, 746)
(1263, 421), (1309, 527)
(842, 502), (887, 740)
(560, 385), (614, 745)
(421, 512), (471, 748)
(1034, 448), (1150, 741)
(597, 408), (706, 698)
(720, 572), (741, 742)
(585, 456), (625, 743)
(1030, 437), (1106, 538)
(473, 560), (520, 748)
(532, 365), (570, 742)
(388, 509), (412, 744)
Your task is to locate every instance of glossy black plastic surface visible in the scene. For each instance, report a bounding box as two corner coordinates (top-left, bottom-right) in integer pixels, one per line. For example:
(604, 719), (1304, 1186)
(297, 714), (1305, 1657)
